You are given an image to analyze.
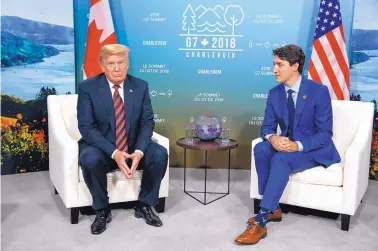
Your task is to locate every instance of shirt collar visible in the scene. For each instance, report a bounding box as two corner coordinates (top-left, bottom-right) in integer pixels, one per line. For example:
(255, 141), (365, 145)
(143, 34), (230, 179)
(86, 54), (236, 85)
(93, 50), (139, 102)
(284, 75), (302, 93)
(107, 78), (124, 89)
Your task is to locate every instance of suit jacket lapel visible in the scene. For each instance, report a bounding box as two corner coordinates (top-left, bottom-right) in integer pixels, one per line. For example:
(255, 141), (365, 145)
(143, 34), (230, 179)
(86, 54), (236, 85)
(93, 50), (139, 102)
(99, 74), (116, 133)
(123, 75), (134, 137)
(279, 84), (289, 130)
(293, 78), (308, 130)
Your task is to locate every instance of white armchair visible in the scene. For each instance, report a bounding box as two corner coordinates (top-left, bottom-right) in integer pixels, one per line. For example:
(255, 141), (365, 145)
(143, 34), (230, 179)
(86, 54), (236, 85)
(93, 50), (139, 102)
(250, 100), (374, 231)
(47, 94), (169, 224)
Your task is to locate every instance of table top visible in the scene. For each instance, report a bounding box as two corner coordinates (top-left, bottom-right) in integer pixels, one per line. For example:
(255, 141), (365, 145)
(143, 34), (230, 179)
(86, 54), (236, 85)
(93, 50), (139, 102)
(176, 138), (238, 151)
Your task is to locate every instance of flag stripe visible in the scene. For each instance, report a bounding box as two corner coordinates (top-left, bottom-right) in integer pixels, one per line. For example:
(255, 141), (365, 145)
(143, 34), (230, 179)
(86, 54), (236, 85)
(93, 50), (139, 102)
(90, 0), (101, 7)
(326, 28), (349, 87)
(318, 35), (347, 98)
(310, 47), (337, 99)
(313, 40), (344, 100)
(308, 60), (322, 84)
(339, 24), (346, 43)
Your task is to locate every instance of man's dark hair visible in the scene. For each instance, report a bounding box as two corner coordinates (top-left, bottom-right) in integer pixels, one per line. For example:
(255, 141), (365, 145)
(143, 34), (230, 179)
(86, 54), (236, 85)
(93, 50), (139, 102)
(273, 44), (305, 74)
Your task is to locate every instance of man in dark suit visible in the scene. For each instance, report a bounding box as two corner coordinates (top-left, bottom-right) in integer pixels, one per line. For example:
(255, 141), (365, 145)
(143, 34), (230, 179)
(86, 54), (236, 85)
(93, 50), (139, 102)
(77, 44), (168, 235)
(235, 45), (340, 245)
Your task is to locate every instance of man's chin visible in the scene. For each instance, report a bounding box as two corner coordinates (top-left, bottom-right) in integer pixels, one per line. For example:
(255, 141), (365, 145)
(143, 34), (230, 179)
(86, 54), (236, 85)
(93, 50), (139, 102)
(112, 76), (126, 82)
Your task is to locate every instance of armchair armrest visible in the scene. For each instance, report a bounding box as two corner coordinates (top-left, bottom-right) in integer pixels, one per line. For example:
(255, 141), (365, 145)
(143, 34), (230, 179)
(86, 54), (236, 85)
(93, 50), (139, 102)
(152, 131), (170, 197)
(342, 102), (374, 215)
(48, 95), (80, 208)
(250, 138), (263, 198)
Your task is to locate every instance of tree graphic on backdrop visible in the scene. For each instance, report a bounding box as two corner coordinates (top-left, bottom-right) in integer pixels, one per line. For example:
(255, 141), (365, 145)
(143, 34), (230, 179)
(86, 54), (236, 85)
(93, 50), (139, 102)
(182, 4), (196, 34)
(224, 5), (244, 35)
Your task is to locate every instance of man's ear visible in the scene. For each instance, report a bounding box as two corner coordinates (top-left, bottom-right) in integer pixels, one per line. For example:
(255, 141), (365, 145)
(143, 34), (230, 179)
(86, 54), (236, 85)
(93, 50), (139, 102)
(293, 62), (299, 72)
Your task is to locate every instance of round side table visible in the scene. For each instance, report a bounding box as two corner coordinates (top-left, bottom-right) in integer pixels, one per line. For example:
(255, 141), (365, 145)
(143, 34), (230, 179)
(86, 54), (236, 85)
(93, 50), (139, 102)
(176, 138), (238, 205)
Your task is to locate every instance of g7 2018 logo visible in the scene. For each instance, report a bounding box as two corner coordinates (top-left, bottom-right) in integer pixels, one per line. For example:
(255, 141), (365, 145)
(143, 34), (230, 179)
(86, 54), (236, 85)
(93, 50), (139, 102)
(178, 4), (244, 59)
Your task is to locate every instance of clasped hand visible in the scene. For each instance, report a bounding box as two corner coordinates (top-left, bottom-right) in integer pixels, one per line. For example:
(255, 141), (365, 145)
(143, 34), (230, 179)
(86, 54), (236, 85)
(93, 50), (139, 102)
(269, 135), (298, 152)
(113, 151), (143, 179)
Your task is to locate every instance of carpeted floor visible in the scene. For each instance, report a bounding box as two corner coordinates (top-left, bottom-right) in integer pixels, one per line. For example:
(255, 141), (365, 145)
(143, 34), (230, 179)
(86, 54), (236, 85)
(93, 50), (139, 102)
(2, 168), (378, 251)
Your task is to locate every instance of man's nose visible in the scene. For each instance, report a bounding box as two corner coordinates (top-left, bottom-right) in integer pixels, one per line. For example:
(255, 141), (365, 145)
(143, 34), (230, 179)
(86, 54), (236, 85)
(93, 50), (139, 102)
(273, 66), (278, 73)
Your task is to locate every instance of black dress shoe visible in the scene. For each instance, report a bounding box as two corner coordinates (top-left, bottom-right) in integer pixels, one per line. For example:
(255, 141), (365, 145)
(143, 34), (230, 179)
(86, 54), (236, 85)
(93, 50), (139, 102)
(134, 203), (163, 227)
(91, 208), (112, 235)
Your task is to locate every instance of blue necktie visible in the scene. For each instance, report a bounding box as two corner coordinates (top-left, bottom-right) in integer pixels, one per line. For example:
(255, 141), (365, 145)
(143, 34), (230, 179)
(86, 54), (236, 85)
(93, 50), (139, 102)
(287, 89), (295, 141)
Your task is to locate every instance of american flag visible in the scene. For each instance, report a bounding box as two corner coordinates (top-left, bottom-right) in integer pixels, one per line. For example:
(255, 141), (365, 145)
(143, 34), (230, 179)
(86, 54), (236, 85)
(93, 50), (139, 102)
(308, 0), (350, 100)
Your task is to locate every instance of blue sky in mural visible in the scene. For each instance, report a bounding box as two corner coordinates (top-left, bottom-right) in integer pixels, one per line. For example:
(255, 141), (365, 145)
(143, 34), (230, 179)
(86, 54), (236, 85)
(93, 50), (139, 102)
(1, 0), (73, 27)
(353, 0), (378, 29)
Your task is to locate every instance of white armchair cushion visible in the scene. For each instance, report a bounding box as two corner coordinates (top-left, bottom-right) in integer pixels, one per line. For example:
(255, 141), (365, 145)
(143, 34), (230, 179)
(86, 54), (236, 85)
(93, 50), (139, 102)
(289, 163), (343, 186)
(78, 169), (143, 182)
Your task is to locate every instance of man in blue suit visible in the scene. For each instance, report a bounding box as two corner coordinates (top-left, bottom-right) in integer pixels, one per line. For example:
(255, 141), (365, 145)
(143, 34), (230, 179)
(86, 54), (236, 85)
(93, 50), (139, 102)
(235, 45), (340, 245)
(77, 44), (168, 235)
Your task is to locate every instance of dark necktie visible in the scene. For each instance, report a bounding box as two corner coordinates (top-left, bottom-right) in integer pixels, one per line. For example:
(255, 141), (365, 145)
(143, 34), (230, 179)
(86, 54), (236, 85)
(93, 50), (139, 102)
(113, 84), (128, 152)
(287, 89), (295, 141)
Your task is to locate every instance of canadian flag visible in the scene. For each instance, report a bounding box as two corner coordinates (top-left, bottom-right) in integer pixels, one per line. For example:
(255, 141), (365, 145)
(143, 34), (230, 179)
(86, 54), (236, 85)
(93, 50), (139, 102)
(83, 0), (117, 79)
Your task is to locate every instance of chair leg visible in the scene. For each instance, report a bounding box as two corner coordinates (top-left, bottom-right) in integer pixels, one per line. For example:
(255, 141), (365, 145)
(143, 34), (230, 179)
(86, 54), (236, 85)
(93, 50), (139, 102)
(71, 208), (80, 224)
(54, 187), (58, 195)
(341, 214), (350, 231)
(253, 199), (261, 214)
(154, 198), (166, 213)
(280, 203), (290, 213)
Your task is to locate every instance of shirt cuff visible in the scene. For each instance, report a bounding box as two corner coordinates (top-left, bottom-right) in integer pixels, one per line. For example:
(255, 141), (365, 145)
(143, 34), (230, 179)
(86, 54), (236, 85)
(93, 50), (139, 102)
(111, 149), (118, 159)
(135, 150), (144, 158)
(265, 134), (274, 141)
(296, 141), (303, 152)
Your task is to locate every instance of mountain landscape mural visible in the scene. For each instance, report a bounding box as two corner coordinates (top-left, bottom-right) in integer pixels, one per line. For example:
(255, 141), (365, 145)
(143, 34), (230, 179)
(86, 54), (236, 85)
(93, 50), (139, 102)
(1, 15), (75, 175)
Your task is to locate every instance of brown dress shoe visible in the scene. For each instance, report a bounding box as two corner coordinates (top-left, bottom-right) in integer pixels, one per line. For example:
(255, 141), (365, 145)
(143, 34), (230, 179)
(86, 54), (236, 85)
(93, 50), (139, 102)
(247, 208), (282, 224)
(235, 222), (267, 245)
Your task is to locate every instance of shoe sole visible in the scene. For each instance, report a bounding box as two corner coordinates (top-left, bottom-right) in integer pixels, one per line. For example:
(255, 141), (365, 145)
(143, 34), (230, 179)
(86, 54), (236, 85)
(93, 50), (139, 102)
(235, 233), (268, 245)
(247, 217), (282, 224)
(269, 217), (282, 222)
(91, 215), (113, 235)
(134, 211), (162, 227)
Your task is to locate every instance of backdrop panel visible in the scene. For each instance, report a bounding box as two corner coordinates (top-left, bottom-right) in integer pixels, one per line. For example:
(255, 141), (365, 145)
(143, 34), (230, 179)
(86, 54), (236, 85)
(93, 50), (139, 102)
(74, 0), (355, 169)
(350, 0), (378, 180)
(1, 0), (75, 175)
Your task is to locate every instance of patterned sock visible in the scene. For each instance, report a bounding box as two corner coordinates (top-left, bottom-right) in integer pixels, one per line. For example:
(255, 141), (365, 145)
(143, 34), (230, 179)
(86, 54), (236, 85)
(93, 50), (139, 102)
(253, 207), (270, 227)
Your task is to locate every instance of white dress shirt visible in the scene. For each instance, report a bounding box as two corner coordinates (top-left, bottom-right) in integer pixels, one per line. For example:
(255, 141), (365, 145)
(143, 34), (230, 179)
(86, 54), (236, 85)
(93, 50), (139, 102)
(107, 79), (144, 159)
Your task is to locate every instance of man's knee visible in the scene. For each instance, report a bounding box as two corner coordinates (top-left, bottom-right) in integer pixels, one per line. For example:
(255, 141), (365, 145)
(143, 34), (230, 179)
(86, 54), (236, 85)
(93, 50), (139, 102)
(150, 143), (167, 161)
(254, 141), (273, 158)
(80, 147), (106, 171)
